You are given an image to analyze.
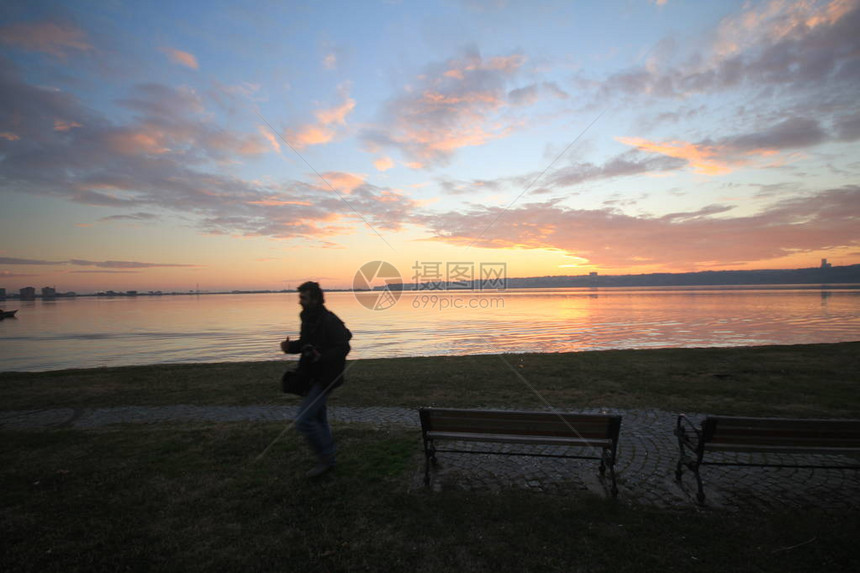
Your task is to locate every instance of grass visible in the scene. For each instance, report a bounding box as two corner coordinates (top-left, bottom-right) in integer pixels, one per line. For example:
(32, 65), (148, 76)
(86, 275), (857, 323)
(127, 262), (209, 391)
(2, 343), (859, 571)
(2, 423), (857, 572)
(1, 342), (858, 417)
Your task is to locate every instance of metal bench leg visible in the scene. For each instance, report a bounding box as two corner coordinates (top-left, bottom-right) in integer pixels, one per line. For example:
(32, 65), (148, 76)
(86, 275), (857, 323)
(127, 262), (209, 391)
(601, 449), (618, 497)
(423, 443), (436, 487)
(677, 455), (706, 503)
(608, 462), (618, 498)
(692, 463), (705, 503)
(674, 427), (686, 481)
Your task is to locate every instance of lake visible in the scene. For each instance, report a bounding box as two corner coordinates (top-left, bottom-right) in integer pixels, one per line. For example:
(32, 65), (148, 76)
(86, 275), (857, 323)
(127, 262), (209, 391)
(1, 286), (858, 372)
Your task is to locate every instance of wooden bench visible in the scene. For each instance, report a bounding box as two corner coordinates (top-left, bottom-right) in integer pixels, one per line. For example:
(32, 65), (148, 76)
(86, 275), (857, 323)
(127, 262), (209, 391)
(674, 414), (860, 503)
(419, 408), (622, 496)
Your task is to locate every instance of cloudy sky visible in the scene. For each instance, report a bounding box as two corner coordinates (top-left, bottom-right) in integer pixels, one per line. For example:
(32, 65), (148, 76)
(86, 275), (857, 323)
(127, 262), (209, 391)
(1, 0), (858, 293)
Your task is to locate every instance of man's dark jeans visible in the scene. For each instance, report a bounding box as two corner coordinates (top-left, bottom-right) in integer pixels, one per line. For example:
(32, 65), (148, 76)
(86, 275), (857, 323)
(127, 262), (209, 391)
(296, 382), (335, 464)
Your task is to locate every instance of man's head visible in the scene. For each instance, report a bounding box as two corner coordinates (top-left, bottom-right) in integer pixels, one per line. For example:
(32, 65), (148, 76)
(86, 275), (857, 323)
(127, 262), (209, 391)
(297, 281), (324, 310)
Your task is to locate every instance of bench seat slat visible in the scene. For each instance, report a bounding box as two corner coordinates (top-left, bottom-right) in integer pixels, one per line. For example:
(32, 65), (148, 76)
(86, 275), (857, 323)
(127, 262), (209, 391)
(427, 415), (614, 426)
(712, 427), (860, 437)
(428, 414), (614, 424)
(713, 430), (859, 436)
(712, 421), (860, 430)
(424, 410), (619, 439)
(705, 443), (860, 455)
(426, 408), (610, 418)
(708, 416), (860, 427)
(708, 435), (860, 447)
(426, 431), (613, 448)
(425, 424), (615, 439)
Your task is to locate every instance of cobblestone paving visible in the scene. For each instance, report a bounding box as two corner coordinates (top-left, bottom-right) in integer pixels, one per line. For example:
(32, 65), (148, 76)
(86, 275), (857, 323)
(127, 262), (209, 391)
(3, 405), (857, 512)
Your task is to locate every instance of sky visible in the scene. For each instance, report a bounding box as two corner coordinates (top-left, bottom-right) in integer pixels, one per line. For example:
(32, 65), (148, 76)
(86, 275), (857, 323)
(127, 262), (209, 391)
(1, 0), (859, 293)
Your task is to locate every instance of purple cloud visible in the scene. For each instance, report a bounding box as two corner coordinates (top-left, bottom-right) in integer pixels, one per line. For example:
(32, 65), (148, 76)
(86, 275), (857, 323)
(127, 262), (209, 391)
(416, 186), (860, 268)
(0, 58), (418, 243)
(359, 48), (536, 167)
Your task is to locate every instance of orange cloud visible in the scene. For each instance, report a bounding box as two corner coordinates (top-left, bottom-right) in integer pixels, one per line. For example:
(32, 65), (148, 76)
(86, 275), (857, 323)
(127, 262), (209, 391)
(314, 97), (355, 125)
(237, 138), (268, 155)
(258, 125), (281, 153)
(418, 187), (860, 271)
(54, 120), (83, 131)
(405, 123), (510, 157)
(76, 182), (124, 192)
(319, 172), (366, 194)
(374, 157), (395, 171)
(0, 20), (92, 57)
(715, 0), (858, 58)
(160, 47), (199, 70)
(447, 54), (526, 75)
(617, 136), (734, 175)
(285, 90), (355, 149)
(288, 125), (336, 148)
(208, 131), (268, 156)
(375, 189), (407, 203)
(107, 129), (170, 156)
(617, 132), (803, 176)
(247, 199), (313, 206)
(366, 51), (528, 166)
(419, 90), (503, 107)
(0, 131), (21, 141)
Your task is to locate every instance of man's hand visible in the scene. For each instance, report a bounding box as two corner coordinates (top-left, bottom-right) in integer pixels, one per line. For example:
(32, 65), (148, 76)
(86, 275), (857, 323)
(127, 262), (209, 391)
(280, 337), (290, 353)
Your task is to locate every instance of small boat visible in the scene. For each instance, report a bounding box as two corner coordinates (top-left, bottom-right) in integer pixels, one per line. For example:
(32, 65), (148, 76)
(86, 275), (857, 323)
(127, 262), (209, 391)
(0, 309), (18, 319)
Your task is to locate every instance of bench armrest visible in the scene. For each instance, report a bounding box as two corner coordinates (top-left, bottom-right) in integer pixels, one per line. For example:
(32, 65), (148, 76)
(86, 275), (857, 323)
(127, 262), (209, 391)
(675, 414), (702, 453)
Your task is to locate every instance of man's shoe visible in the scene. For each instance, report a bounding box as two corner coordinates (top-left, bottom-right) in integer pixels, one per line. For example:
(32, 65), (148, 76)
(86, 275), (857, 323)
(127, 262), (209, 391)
(306, 462), (335, 478)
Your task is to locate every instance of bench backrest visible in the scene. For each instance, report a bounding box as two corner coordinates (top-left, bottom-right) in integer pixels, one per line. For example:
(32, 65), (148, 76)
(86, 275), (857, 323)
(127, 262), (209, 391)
(419, 408), (621, 442)
(702, 416), (860, 449)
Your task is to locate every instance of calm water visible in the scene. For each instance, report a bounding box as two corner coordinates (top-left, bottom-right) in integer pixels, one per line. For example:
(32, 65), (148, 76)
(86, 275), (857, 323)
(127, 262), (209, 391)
(1, 287), (858, 372)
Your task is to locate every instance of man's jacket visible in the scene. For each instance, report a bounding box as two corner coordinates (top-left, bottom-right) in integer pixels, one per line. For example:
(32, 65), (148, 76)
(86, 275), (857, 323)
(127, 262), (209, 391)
(286, 305), (352, 389)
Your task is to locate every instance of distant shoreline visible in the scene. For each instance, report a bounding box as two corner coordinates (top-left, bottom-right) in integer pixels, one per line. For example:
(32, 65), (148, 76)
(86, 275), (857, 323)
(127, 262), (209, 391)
(4, 283), (859, 300)
(3, 263), (859, 299)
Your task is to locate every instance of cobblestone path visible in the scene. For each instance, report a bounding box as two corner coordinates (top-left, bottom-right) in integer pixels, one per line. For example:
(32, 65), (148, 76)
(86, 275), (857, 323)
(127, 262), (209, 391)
(3, 405), (857, 512)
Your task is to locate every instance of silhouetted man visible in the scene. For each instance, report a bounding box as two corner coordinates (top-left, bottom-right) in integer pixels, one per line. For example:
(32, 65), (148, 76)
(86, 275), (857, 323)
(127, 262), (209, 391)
(281, 281), (352, 477)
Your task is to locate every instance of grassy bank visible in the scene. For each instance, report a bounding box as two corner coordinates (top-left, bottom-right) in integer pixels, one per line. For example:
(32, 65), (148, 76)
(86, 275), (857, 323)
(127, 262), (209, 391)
(2, 342), (858, 416)
(2, 423), (858, 573)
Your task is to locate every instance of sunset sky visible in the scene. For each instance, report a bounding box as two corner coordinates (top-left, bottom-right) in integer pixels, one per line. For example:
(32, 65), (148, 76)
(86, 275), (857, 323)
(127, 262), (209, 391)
(1, 0), (859, 293)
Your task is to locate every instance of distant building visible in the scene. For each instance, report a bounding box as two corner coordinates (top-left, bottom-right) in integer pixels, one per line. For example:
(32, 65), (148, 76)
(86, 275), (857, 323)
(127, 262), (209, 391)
(820, 258), (832, 270)
(42, 286), (56, 299)
(20, 287), (36, 301)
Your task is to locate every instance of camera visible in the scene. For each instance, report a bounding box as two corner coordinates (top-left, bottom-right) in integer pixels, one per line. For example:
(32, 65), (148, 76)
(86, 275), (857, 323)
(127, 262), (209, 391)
(300, 344), (320, 362)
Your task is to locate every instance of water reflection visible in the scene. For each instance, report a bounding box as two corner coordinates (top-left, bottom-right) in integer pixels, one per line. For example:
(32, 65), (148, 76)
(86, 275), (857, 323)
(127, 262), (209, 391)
(0, 287), (858, 371)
